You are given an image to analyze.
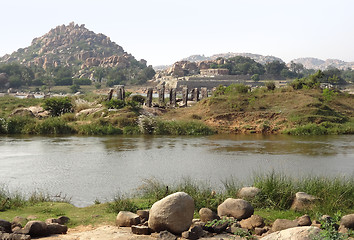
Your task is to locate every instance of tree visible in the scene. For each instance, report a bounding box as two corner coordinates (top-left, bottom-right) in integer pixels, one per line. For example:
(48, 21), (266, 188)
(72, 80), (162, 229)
(0, 73), (9, 89)
(43, 97), (73, 116)
(251, 74), (260, 82)
(265, 61), (287, 75)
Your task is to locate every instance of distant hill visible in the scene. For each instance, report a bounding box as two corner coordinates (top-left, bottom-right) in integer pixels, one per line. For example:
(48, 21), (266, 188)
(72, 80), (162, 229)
(182, 53), (284, 65)
(291, 58), (354, 70)
(0, 22), (150, 80)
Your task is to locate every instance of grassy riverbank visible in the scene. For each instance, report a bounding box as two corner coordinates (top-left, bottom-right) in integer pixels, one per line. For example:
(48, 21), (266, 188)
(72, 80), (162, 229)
(1, 173), (353, 228)
(0, 82), (354, 136)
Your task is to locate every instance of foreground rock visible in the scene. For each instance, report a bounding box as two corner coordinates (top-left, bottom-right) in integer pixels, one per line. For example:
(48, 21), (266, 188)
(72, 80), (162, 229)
(237, 187), (261, 199)
(22, 221), (48, 237)
(261, 226), (321, 240)
(0, 219), (12, 233)
(148, 192), (194, 234)
(291, 192), (318, 211)
(239, 215), (265, 230)
(340, 214), (354, 230)
(116, 211), (140, 227)
(271, 219), (298, 232)
(217, 198), (254, 220)
(199, 208), (219, 223)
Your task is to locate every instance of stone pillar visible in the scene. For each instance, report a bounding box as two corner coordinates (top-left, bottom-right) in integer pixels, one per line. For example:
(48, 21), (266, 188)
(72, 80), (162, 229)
(193, 88), (199, 102)
(158, 83), (165, 105)
(201, 87), (208, 99)
(146, 88), (153, 107)
(116, 85), (125, 100)
(182, 87), (188, 107)
(170, 88), (177, 107)
(107, 88), (114, 101)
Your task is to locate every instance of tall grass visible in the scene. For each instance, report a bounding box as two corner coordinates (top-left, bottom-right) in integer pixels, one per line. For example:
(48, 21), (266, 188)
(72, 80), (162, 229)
(0, 185), (70, 211)
(77, 123), (123, 135)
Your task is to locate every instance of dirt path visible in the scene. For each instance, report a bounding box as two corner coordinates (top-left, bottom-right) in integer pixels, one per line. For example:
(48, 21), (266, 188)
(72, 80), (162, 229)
(38, 225), (242, 240)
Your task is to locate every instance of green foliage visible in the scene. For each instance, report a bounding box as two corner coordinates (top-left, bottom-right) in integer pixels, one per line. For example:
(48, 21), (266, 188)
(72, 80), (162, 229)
(43, 97), (73, 116)
(131, 95), (146, 104)
(122, 126), (141, 135)
(311, 213), (347, 240)
(211, 56), (265, 75)
(6, 116), (36, 134)
(322, 89), (338, 102)
(73, 78), (91, 85)
(265, 81), (276, 91)
(77, 123), (123, 135)
(152, 120), (215, 136)
(265, 61), (287, 75)
(107, 195), (140, 214)
(251, 74), (260, 82)
(290, 70), (323, 90)
(104, 99), (126, 109)
(70, 84), (81, 93)
(35, 118), (74, 134)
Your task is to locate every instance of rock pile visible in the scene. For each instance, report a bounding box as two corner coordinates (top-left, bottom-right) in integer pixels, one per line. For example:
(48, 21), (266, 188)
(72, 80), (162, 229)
(0, 216), (69, 239)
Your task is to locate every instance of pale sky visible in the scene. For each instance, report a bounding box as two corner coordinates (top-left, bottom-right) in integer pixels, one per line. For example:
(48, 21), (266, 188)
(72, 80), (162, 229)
(0, 0), (353, 66)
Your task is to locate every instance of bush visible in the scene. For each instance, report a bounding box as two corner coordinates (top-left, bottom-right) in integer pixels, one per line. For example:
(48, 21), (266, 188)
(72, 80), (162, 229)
(43, 97), (73, 116)
(6, 116), (36, 134)
(265, 81), (276, 91)
(73, 78), (92, 85)
(104, 99), (125, 109)
(131, 95), (146, 104)
(77, 123), (123, 135)
(35, 118), (74, 134)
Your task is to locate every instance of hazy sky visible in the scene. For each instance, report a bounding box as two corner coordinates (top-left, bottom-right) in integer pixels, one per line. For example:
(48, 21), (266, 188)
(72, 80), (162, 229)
(0, 0), (353, 66)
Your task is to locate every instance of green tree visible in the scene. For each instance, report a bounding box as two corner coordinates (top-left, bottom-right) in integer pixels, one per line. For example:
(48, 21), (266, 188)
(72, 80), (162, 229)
(265, 61), (287, 75)
(43, 97), (73, 116)
(251, 74), (260, 82)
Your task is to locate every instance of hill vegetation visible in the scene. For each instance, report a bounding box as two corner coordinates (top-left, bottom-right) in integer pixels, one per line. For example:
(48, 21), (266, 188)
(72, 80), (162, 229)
(0, 22), (155, 90)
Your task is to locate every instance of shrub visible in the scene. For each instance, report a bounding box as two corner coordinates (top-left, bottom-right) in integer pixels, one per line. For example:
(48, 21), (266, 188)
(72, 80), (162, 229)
(43, 97), (73, 116)
(77, 123), (123, 135)
(73, 78), (91, 85)
(265, 81), (276, 91)
(107, 195), (140, 214)
(123, 126), (141, 135)
(35, 118), (75, 134)
(104, 99), (125, 109)
(6, 116), (36, 134)
(131, 95), (146, 104)
(225, 83), (250, 94)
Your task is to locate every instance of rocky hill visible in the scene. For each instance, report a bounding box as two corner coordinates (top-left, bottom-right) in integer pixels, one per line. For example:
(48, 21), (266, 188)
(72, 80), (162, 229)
(0, 22), (147, 79)
(182, 53), (284, 65)
(291, 58), (354, 70)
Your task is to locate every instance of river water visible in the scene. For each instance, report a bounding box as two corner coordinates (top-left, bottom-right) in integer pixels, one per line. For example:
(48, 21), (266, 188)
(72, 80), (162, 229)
(0, 134), (353, 207)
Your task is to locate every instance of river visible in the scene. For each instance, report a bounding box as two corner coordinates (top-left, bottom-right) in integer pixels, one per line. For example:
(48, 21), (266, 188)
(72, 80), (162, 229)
(0, 134), (353, 207)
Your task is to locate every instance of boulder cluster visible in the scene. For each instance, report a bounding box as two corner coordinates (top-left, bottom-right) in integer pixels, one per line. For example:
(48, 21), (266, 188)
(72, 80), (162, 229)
(116, 190), (354, 240)
(0, 216), (69, 240)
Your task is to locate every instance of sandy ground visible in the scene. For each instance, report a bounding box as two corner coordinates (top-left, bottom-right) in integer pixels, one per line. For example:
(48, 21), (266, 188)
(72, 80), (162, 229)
(38, 225), (242, 240)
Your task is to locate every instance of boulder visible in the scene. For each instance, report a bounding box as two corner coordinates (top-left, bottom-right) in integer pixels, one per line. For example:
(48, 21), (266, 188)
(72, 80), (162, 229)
(217, 198), (254, 220)
(116, 211), (140, 227)
(237, 187), (261, 199)
(239, 215), (265, 230)
(297, 215), (311, 226)
(272, 219), (298, 232)
(261, 226), (321, 240)
(10, 108), (35, 118)
(340, 214), (354, 230)
(0, 219), (12, 233)
(45, 218), (61, 224)
(22, 221), (48, 237)
(291, 192), (318, 211)
(158, 230), (177, 240)
(199, 208), (219, 223)
(254, 227), (268, 236)
(0, 233), (31, 240)
(12, 217), (26, 226)
(148, 192), (194, 235)
(181, 225), (204, 239)
(131, 225), (150, 235)
(47, 223), (68, 234)
(136, 210), (149, 222)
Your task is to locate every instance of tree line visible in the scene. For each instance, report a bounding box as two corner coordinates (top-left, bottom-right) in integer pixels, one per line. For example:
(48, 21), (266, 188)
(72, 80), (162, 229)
(209, 56), (353, 85)
(0, 61), (155, 90)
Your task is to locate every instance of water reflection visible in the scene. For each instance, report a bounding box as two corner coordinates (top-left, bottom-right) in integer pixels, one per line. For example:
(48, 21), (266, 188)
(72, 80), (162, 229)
(0, 134), (352, 207)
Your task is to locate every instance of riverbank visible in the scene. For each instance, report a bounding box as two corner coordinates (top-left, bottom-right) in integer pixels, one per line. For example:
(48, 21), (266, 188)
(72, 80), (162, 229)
(0, 173), (353, 239)
(0, 85), (353, 136)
